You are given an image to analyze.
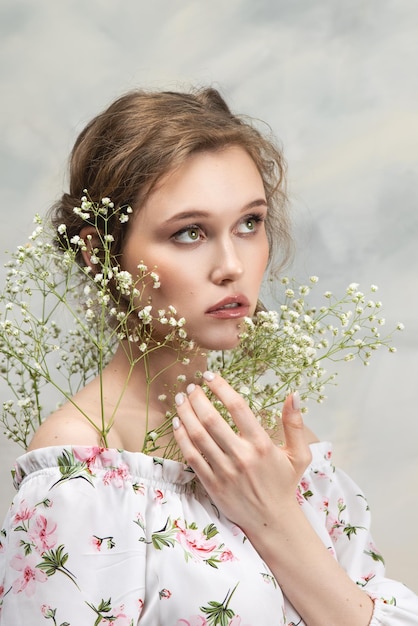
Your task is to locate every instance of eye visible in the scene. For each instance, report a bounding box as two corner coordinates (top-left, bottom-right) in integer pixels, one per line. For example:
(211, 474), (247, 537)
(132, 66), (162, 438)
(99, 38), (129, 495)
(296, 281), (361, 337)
(173, 226), (203, 244)
(236, 214), (264, 234)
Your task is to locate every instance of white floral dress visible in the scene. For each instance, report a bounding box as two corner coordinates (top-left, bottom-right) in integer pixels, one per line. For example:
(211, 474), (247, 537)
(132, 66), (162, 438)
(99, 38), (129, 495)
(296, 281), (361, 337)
(0, 441), (417, 625)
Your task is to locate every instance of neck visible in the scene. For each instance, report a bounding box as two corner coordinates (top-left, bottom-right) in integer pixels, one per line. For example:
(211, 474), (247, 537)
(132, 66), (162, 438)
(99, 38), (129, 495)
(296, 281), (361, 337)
(103, 339), (207, 446)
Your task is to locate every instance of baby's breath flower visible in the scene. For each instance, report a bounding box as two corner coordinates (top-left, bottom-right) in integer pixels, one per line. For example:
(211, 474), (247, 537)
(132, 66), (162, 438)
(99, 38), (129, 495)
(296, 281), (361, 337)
(0, 206), (402, 457)
(115, 270), (133, 295)
(138, 305), (152, 324)
(85, 309), (95, 321)
(347, 282), (359, 293)
(73, 207), (90, 220)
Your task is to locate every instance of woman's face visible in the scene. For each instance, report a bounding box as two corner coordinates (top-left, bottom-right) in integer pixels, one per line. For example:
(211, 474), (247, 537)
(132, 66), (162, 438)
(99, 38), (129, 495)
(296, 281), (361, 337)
(122, 146), (270, 351)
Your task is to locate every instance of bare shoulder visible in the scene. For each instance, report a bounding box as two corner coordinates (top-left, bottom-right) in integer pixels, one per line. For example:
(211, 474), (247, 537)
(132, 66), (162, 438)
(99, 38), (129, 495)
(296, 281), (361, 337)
(27, 405), (102, 451)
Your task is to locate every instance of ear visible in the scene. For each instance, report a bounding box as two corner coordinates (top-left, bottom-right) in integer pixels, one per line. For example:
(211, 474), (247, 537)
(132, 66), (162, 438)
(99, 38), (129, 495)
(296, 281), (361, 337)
(79, 226), (101, 272)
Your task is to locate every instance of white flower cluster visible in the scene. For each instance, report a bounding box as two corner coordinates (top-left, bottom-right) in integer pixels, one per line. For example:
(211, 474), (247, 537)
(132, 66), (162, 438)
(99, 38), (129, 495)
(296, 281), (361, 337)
(0, 197), (192, 448)
(0, 197), (403, 457)
(206, 276), (403, 436)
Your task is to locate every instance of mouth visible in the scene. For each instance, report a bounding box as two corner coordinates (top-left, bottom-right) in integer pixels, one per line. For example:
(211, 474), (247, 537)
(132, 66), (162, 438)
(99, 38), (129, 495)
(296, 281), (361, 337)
(205, 295), (250, 319)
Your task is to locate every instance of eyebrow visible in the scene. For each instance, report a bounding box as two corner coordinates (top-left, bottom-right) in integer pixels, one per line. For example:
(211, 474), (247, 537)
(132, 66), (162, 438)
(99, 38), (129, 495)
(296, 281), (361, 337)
(162, 199), (268, 225)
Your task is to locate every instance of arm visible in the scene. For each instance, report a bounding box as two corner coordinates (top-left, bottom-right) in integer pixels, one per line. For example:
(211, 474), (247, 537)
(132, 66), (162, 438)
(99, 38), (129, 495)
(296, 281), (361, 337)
(172, 373), (417, 626)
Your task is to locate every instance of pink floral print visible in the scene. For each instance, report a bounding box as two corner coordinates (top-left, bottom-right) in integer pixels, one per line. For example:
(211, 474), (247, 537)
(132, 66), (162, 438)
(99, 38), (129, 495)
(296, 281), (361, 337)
(13, 501), (36, 525)
(10, 553), (48, 596)
(175, 520), (220, 561)
(102, 463), (131, 488)
(0, 442), (417, 625)
(151, 517), (237, 568)
(28, 515), (57, 553)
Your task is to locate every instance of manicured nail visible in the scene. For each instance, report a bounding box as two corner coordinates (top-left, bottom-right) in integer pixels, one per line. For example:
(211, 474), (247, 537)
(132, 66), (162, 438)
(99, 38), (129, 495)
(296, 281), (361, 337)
(172, 417), (181, 430)
(292, 391), (300, 411)
(175, 392), (185, 406)
(186, 383), (196, 394)
(203, 371), (215, 382)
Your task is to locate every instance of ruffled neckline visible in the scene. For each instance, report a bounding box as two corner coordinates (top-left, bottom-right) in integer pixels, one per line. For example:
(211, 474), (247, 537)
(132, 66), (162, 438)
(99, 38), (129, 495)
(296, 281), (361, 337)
(13, 441), (333, 490)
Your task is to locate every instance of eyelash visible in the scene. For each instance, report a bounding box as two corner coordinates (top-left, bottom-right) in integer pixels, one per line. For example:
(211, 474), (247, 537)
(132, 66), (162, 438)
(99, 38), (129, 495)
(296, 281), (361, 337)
(172, 212), (266, 244)
(238, 213), (265, 233)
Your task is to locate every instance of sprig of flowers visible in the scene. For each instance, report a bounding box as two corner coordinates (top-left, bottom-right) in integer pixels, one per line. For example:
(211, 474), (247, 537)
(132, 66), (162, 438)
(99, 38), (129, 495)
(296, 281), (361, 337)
(0, 196), (193, 449)
(0, 196), (403, 458)
(205, 277), (403, 437)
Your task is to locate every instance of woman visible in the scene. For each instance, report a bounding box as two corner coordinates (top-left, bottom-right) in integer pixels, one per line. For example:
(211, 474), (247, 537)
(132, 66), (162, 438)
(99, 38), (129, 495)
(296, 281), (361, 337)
(0, 87), (417, 625)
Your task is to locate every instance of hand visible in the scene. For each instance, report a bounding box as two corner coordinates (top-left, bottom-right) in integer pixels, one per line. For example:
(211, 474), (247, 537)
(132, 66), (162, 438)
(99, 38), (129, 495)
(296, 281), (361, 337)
(172, 372), (312, 533)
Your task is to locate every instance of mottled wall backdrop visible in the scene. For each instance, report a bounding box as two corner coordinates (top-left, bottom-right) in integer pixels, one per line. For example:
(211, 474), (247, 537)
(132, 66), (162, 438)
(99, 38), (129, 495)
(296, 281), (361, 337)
(1, 0), (417, 590)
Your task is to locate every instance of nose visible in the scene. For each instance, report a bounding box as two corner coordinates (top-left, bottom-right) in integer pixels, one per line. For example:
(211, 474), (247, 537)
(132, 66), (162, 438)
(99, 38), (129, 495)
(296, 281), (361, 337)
(210, 239), (244, 285)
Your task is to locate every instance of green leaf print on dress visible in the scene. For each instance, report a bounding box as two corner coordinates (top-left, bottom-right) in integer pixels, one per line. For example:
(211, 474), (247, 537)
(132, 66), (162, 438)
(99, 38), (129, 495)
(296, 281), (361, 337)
(51, 449), (94, 488)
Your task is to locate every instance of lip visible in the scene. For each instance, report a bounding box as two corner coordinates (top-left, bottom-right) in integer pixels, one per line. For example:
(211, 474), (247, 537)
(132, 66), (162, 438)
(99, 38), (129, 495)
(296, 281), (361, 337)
(205, 295), (250, 319)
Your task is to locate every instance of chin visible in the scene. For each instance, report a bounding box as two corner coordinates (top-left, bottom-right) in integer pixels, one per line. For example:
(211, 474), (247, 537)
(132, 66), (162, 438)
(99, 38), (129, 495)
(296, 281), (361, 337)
(200, 335), (242, 352)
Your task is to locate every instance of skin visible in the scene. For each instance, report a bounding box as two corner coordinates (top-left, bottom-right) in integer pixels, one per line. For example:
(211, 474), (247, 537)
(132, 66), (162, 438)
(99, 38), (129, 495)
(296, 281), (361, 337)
(173, 377), (374, 626)
(29, 145), (374, 625)
(29, 146), (279, 449)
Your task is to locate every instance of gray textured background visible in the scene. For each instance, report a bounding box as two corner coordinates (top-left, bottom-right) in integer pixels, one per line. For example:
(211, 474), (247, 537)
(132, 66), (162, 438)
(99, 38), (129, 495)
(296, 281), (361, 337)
(1, 0), (417, 591)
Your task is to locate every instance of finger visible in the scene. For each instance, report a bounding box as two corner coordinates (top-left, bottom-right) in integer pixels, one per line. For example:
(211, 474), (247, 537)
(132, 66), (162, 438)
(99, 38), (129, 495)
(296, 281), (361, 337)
(172, 413), (212, 479)
(172, 391), (225, 469)
(184, 383), (242, 453)
(282, 392), (312, 470)
(200, 371), (263, 440)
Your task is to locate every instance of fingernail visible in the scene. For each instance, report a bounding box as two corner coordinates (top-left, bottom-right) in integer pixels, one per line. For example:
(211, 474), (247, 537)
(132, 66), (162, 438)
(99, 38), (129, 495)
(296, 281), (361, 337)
(175, 392), (185, 406)
(172, 416), (181, 430)
(203, 371), (215, 382)
(292, 391), (300, 411)
(186, 383), (196, 394)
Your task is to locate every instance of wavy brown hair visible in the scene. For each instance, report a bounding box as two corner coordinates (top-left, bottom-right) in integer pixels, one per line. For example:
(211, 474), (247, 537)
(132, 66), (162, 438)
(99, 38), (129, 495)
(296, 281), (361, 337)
(50, 86), (292, 275)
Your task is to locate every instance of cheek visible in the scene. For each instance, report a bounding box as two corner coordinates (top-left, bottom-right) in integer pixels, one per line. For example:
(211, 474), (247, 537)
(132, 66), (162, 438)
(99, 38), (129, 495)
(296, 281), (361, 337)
(257, 240), (270, 275)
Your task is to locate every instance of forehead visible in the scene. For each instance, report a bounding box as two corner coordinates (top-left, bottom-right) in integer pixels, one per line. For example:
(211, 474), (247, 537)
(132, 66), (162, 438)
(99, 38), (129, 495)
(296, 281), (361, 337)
(139, 146), (265, 213)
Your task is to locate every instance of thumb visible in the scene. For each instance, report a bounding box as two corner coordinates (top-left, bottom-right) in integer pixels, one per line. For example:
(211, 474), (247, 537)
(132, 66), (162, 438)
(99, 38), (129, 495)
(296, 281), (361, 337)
(282, 392), (312, 471)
